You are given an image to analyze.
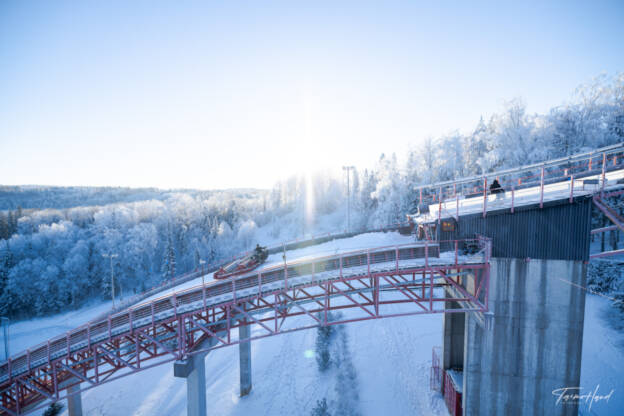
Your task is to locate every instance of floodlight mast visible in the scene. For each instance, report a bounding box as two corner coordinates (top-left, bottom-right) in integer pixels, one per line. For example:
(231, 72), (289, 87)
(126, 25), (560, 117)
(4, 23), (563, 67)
(342, 166), (355, 232)
(199, 259), (206, 286)
(102, 253), (119, 309)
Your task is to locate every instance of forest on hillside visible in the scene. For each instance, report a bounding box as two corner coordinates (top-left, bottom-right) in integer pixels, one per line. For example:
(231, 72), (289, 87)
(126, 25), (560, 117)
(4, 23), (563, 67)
(0, 73), (623, 319)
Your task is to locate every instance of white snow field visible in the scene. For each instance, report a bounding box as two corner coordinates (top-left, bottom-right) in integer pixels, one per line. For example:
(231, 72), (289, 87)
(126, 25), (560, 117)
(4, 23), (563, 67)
(5, 231), (622, 415)
(38, 304), (447, 416)
(579, 294), (624, 415)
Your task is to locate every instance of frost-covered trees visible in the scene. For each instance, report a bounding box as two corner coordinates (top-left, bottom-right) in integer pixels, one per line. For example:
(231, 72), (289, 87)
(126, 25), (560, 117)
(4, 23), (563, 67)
(42, 402), (63, 416)
(62, 240), (90, 305)
(311, 398), (330, 416)
(313, 313), (360, 416)
(1, 73), (622, 319)
(0, 214), (8, 240)
(237, 220), (258, 250)
(315, 322), (334, 372)
(161, 228), (176, 280)
(0, 190), (277, 318)
(369, 153), (405, 227)
(0, 208), (22, 240)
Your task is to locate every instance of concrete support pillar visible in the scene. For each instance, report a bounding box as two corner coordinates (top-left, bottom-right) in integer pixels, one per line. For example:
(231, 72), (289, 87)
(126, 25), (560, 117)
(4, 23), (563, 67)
(239, 323), (252, 397)
(174, 353), (207, 416)
(187, 354), (207, 416)
(66, 384), (83, 416)
(463, 258), (586, 416)
(442, 300), (465, 372)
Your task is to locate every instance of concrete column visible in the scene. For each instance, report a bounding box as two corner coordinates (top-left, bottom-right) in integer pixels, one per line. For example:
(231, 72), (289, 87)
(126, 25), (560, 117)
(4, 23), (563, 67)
(463, 258), (586, 416)
(174, 353), (207, 416)
(186, 354), (207, 416)
(239, 323), (252, 397)
(66, 384), (82, 416)
(442, 300), (465, 372)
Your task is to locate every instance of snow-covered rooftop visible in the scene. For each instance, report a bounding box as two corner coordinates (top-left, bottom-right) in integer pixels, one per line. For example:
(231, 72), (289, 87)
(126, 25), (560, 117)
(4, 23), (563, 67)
(415, 168), (624, 223)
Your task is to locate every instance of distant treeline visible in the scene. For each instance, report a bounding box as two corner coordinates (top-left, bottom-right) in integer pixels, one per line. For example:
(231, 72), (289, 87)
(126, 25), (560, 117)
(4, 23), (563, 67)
(0, 208), (22, 240)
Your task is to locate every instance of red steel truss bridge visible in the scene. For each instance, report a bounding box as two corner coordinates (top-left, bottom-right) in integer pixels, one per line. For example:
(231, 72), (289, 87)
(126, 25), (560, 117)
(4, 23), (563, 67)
(0, 239), (491, 415)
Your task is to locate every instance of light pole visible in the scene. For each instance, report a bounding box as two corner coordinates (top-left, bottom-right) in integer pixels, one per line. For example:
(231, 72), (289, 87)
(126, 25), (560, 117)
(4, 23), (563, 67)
(1, 317), (9, 361)
(342, 166), (355, 232)
(199, 259), (206, 287)
(102, 253), (118, 309)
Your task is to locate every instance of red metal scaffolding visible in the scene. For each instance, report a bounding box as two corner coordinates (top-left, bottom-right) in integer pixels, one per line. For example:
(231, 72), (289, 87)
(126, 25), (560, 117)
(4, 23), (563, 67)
(0, 239), (491, 416)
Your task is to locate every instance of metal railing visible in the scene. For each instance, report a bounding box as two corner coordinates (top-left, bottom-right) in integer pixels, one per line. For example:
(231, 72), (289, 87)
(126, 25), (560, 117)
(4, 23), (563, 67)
(413, 142), (624, 219)
(96, 221), (413, 319)
(0, 238), (490, 385)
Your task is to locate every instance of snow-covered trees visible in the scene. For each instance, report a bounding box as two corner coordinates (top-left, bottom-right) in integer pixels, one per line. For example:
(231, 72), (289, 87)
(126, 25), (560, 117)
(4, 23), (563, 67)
(313, 312), (361, 416)
(0, 191), (275, 318)
(0, 73), (622, 319)
(369, 154), (405, 228)
(237, 220), (258, 250)
(315, 318), (335, 372)
(310, 398), (330, 416)
(161, 226), (176, 280)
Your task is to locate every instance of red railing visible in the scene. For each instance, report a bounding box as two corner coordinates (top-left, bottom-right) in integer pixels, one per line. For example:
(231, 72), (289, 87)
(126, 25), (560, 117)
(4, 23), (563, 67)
(97, 221), (414, 319)
(444, 370), (463, 416)
(413, 142), (624, 220)
(0, 238), (491, 415)
(430, 346), (442, 391)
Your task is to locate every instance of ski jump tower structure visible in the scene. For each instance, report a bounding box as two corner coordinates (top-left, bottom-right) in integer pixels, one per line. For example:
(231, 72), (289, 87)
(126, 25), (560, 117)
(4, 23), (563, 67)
(421, 142), (624, 415)
(0, 143), (622, 416)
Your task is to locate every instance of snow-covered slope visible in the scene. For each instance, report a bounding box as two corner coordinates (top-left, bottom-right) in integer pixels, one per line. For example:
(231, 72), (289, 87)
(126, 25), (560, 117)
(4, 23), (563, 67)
(579, 295), (624, 415)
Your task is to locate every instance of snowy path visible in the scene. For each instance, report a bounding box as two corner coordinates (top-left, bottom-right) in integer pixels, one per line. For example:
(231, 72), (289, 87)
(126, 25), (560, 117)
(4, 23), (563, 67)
(349, 303), (447, 415)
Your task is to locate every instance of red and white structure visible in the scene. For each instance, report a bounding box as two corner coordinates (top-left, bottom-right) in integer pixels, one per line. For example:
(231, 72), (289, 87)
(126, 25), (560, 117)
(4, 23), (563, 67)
(0, 239), (491, 415)
(1, 142), (623, 415)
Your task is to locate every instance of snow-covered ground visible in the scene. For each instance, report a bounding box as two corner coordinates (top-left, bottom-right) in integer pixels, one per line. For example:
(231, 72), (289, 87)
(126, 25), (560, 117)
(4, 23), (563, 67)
(40, 304), (446, 416)
(36, 287), (622, 416)
(4, 230), (623, 415)
(579, 294), (624, 415)
(6, 301), (115, 357)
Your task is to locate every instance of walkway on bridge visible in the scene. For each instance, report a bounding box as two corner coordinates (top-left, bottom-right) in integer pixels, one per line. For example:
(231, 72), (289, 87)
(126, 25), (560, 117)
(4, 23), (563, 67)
(0, 239), (491, 416)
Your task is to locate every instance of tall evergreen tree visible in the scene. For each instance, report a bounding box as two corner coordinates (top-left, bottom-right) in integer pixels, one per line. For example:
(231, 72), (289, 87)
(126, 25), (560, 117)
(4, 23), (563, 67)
(0, 213), (8, 240)
(161, 227), (176, 280)
(6, 211), (15, 237)
(311, 398), (330, 416)
(0, 242), (14, 315)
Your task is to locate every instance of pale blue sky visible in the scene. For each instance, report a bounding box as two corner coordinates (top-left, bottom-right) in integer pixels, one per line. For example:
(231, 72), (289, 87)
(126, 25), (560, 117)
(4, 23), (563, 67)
(1, 0), (623, 189)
